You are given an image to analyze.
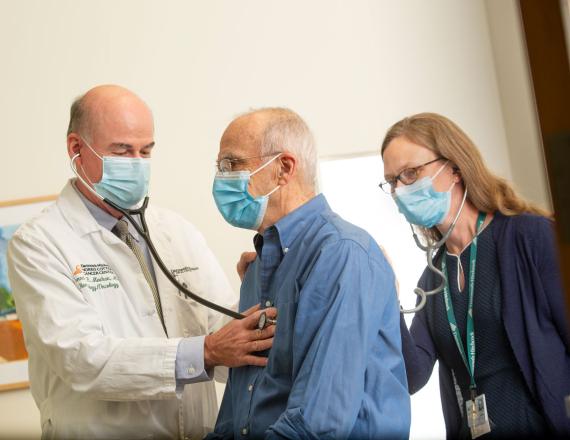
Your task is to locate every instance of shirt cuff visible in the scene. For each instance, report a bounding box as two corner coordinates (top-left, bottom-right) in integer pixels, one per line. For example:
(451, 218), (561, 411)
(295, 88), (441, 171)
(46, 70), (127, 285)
(175, 336), (212, 395)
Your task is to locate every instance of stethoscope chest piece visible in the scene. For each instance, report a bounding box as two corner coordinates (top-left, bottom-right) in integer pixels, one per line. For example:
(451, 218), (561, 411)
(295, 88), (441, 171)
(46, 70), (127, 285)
(257, 311), (277, 330)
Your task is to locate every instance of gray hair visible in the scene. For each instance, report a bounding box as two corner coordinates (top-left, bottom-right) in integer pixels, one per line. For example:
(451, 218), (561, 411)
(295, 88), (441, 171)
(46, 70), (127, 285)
(67, 93), (90, 139)
(253, 107), (318, 189)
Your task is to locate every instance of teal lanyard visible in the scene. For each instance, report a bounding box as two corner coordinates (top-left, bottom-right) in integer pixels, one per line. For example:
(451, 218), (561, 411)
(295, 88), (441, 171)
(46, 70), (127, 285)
(442, 211), (486, 399)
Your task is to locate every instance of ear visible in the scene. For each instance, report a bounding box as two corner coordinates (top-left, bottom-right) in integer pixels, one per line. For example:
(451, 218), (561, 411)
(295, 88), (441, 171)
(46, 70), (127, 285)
(451, 165), (462, 182)
(277, 153), (296, 185)
(67, 133), (82, 159)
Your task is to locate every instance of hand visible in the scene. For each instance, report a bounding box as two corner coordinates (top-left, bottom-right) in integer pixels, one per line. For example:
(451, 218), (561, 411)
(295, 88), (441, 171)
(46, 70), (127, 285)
(237, 251), (257, 282)
(204, 304), (277, 368)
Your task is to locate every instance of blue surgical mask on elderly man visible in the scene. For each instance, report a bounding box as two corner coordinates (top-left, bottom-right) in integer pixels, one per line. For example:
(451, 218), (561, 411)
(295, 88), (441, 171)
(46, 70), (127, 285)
(212, 153), (282, 230)
(79, 139), (151, 208)
(393, 161), (455, 228)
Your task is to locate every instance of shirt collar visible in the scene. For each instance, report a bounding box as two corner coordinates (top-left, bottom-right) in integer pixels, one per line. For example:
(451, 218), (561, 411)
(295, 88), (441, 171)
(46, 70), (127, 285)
(253, 194), (330, 255)
(72, 181), (141, 241)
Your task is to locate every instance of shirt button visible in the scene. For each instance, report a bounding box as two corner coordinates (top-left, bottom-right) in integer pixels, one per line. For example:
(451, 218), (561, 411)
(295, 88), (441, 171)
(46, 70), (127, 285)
(248, 384), (253, 392)
(187, 366), (195, 375)
(241, 427), (249, 435)
(265, 300), (272, 307)
(283, 247), (289, 253)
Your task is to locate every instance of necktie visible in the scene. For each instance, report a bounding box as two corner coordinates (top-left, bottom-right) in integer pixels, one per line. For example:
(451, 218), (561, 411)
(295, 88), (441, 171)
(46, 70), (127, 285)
(112, 219), (167, 335)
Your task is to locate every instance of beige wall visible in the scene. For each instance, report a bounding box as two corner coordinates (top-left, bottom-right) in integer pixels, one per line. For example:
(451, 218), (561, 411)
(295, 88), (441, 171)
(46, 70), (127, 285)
(0, 0), (544, 438)
(484, 0), (551, 209)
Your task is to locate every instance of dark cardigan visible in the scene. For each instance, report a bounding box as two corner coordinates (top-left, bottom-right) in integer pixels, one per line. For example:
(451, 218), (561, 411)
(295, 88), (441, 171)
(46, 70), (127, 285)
(400, 212), (570, 438)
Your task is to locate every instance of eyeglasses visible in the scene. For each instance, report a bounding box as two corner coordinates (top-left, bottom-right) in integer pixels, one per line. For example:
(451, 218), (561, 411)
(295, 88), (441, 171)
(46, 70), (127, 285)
(216, 154), (281, 173)
(379, 157), (444, 194)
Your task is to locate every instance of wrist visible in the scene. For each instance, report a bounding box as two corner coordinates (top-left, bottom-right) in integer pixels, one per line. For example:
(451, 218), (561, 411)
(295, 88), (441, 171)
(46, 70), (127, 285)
(204, 334), (217, 369)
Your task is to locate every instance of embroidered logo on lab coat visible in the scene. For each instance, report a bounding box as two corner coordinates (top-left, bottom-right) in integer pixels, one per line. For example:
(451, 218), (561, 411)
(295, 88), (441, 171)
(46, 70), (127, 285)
(171, 266), (198, 276)
(73, 263), (120, 293)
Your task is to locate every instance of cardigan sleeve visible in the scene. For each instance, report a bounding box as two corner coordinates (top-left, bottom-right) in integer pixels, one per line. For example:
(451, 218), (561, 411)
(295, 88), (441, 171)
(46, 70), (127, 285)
(400, 269), (438, 394)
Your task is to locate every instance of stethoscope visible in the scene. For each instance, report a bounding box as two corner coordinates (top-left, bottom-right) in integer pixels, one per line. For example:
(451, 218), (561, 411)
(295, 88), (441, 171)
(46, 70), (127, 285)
(71, 154), (276, 331)
(399, 188), (468, 314)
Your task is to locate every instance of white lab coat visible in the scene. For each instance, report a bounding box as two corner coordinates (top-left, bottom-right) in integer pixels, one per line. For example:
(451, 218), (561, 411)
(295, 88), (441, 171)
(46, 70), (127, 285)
(7, 181), (237, 440)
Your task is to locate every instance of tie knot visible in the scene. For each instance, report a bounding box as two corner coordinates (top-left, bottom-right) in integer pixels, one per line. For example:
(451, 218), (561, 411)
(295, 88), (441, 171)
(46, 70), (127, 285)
(113, 219), (130, 241)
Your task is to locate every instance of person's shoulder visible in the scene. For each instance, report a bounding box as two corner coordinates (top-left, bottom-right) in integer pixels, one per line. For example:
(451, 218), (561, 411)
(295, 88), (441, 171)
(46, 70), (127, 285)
(494, 211), (553, 240)
(149, 204), (197, 228)
(11, 201), (60, 245)
(320, 211), (386, 262)
(147, 204), (207, 242)
(500, 211), (551, 227)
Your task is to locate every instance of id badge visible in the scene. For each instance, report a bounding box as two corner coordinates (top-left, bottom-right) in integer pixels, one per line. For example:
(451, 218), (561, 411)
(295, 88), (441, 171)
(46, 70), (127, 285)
(466, 393), (491, 439)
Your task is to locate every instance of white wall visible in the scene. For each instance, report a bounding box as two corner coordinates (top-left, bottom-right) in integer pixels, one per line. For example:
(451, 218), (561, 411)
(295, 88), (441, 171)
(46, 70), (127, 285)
(0, 0), (538, 438)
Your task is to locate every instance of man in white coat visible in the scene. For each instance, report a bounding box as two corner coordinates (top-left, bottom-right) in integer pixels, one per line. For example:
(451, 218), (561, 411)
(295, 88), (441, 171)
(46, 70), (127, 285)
(7, 85), (276, 439)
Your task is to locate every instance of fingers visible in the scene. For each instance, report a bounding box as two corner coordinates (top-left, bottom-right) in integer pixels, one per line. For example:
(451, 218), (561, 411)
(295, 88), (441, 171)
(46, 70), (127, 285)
(241, 251), (257, 265)
(263, 307), (278, 320)
(247, 324), (276, 341)
(248, 337), (273, 353)
(243, 307), (278, 329)
(241, 303), (261, 316)
(237, 251), (257, 281)
(242, 355), (269, 367)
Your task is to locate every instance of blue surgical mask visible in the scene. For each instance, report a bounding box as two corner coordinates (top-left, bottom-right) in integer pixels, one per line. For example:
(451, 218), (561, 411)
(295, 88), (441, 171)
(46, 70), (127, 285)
(393, 161), (455, 228)
(75, 139), (151, 208)
(212, 154), (282, 230)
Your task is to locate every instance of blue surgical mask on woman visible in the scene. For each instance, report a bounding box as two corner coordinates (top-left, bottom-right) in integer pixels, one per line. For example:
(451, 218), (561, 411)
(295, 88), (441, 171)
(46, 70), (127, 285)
(393, 161), (455, 228)
(76, 139), (151, 208)
(212, 153), (282, 230)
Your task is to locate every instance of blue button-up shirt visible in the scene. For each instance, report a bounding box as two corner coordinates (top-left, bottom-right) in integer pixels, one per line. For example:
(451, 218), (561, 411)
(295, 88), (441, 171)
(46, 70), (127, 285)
(208, 194), (410, 440)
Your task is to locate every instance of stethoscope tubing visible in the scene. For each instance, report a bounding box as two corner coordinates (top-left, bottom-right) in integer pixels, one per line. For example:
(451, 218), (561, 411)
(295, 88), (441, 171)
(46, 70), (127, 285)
(104, 197), (246, 320)
(70, 154), (275, 329)
(400, 188), (468, 314)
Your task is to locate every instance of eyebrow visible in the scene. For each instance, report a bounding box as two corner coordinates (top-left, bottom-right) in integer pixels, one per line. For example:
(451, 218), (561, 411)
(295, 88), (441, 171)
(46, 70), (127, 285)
(219, 153), (243, 161)
(108, 142), (155, 150)
(385, 162), (413, 179)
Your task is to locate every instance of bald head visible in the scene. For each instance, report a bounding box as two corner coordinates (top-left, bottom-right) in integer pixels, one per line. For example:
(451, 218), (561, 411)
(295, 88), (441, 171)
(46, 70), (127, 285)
(67, 85), (153, 142)
(66, 85), (155, 216)
(221, 107), (317, 189)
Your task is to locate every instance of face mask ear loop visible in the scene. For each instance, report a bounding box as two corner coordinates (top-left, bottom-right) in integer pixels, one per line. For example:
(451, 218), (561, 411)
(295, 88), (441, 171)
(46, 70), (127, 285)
(70, 153), (104, 201)
(80, 137), (103, 160)
(263, 184), (281, 198)
(249, 153), (284, 198)
(431, 160), (450, 181)
(250, 153), (283, 177)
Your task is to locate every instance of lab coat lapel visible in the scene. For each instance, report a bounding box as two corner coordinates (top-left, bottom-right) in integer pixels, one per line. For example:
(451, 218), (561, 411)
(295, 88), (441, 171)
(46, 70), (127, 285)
(145, 206), (180, 332)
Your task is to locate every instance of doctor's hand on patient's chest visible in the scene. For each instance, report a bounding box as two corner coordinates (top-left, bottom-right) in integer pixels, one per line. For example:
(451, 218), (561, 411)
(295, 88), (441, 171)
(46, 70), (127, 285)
(203, 304), (277, 369)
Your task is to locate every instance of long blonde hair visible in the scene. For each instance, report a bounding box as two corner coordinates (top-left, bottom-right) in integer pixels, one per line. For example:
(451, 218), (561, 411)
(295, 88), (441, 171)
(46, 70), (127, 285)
(381, 112), (550, 243)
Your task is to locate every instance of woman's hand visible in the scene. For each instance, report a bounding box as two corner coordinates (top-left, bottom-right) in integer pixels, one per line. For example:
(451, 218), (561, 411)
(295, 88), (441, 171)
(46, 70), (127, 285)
(237, 251), (257, 281)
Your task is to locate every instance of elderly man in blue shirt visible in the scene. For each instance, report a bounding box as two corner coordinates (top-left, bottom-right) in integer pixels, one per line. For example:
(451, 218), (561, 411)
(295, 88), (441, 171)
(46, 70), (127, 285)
(208, 107), (410, 439)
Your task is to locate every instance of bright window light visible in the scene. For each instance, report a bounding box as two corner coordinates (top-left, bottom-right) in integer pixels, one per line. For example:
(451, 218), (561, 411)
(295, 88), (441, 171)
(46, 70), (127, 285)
(319, 154), (446, 440)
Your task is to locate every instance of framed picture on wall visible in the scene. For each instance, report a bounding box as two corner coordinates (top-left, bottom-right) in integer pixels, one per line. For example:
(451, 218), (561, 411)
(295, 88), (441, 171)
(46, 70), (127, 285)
(0, 195), (57, 392)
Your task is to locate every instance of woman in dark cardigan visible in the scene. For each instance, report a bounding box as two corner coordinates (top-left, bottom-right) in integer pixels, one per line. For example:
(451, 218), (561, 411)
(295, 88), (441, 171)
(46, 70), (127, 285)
(380, 112), (569, 439)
